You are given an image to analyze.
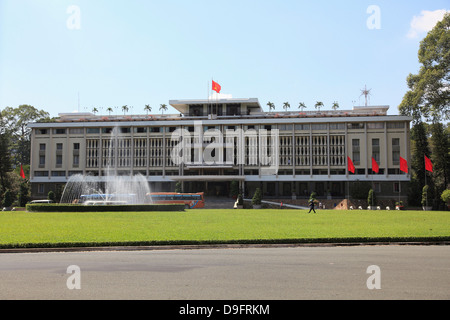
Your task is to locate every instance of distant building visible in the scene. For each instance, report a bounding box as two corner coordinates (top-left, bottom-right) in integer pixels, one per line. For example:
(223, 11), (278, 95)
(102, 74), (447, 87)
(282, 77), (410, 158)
(28, 97), (412, 202)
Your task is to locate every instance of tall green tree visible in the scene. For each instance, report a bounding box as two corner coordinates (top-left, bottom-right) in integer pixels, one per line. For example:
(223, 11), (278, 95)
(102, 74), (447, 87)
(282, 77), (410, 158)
(298, 102), (306, 112)
(430, 122), (450, 207)
(267, 102), (275, 112)
(144, 104), (152, 115)
(408, 122), (433, 206)
(1, 105), (49, 166)
(315, 101), (324, 112)
(0, 109), (12, 193)
(0, 129), (12, 194)
(399, 13), (450, 122)
(159, 104), (168, 115)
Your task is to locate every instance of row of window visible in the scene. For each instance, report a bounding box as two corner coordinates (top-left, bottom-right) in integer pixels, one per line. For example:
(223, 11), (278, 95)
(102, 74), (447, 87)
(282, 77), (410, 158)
(37, 137), (403, 168)
(352, 138), (400, 165)
(34, 122), (406, 135)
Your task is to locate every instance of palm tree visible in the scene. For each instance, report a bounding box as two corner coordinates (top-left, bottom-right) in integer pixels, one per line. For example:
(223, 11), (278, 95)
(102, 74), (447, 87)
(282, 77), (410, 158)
(122, 105), (129, 115)
(332, 101), (340, 111)
(106, 107), (113, 116)
(92, 107), (98, 115)
(159, 104), (168, 115)
(144, 104), (152, 115)
(266, 101), (275, 112)
(298, 102), (306, 112)
(283, 102), (290, 112)
(315, 101), (324, 112)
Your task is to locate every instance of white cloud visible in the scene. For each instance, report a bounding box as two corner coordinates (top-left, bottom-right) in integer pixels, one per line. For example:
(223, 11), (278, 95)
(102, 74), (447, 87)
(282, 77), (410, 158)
(407, 9), (449, 38)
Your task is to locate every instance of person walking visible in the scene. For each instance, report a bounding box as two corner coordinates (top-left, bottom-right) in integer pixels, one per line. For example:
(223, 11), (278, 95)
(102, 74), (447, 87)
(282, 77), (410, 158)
(308, 198), (316, 213)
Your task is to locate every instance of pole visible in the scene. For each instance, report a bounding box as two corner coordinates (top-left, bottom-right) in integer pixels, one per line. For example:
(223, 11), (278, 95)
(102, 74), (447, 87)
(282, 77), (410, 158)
(371, 169), (374, 209)
(425, 169), (428, 208)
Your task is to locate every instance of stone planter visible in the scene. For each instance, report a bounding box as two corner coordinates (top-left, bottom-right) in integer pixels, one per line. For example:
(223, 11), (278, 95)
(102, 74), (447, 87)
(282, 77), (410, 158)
(422, 206), (432, 211)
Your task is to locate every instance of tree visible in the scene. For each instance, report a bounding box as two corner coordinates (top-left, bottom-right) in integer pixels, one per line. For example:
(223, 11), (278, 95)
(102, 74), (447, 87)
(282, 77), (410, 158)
(298, 102), (306, 112)
(315, 101), (324, 112)
(1, 105), (49, 166)
(230, 180), (239, 198)
(332, 101), (340, 110)
(441, 189), (450, 207)
(367, 188), (376, 208)
(2, 189), (13, 208)
(422, 185), (432, 208)
(282, 102), (290, 112)
(252, 187), (262, 206)
(408, 121), (433, 207)
(48, 190), (55, 202)
(267, 102), (275, 112)
(92, 107), (98, 115)
(106, 107), (113, 116)
(144, 104), (152, 115)
(430, 122), (450, 201)
(122, 105), (129, 115)
(411, 122), (432, 188)
(18, 182), (30, 207)
(0, 111), (12, 193)
(159, 104), (168, 115)
(175, 181), (182, 193)
(237, 194), (243, 206)
(399, 13), (450, 122)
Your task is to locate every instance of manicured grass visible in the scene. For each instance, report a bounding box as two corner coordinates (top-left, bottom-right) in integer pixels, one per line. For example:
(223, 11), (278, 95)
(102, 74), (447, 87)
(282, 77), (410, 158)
(0, 209), (449, 248)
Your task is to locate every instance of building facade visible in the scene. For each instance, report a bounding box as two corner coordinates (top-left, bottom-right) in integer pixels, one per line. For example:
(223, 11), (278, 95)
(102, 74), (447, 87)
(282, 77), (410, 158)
(29, 97), (412, 203)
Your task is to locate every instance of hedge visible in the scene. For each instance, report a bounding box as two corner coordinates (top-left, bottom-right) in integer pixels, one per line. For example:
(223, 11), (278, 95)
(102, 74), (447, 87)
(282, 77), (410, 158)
(26, 203), (185, 212)
(1, 237), (449, 250)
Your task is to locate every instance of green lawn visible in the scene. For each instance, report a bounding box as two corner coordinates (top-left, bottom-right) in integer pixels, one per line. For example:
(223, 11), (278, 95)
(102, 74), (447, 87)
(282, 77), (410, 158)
(0, 209), (449, 248)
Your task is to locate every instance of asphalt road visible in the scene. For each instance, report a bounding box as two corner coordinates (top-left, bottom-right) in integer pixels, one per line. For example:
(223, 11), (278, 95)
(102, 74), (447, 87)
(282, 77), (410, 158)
(0, 245), (449, 300)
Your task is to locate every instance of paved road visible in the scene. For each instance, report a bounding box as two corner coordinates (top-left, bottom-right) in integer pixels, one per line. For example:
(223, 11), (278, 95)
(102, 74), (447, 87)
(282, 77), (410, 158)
(0, 245), (449, 300)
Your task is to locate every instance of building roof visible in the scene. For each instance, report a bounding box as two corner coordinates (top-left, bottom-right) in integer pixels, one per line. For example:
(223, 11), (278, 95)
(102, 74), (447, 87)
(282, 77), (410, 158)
(169, 98), (262, 114)
(28, 99), (412, 128)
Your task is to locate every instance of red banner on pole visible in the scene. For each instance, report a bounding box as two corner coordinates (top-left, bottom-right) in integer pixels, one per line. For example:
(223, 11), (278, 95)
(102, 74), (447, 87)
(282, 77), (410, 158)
(212, 80), (221, 93)
(372, 157), (379, 174)
(400, 157), (408, 173)
(347, 156), (355, 174)
(425, 155), (433, 172)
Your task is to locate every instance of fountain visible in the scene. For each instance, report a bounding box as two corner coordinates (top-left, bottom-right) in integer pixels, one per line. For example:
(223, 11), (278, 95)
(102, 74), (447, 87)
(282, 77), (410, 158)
(60, 173), (151, 205)
(60, 125), (152, 205)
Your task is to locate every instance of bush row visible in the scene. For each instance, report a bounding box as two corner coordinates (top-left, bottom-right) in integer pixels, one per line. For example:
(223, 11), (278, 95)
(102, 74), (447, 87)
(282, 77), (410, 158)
(26, 203), (185, 212)
(1, 236), (449, 250)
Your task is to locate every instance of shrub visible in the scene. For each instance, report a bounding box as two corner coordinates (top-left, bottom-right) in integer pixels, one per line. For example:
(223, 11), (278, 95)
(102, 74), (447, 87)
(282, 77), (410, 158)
(48, 191), (55, 202)
(367, 189), (376, 207)
(2, 189), (13, 208)
(422, 185), (429, 207)
(175, 181), (182, 193)
(252, 188), (262, 205)
(441, 189), (450, 205)
(26, 204), (185, 212)
(237, 194), (243, 205)
(18, 183), (30, 207)
(230, 181), (239, 198)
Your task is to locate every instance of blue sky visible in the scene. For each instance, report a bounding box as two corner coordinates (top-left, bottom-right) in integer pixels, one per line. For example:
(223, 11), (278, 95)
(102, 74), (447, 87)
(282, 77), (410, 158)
(0, 0), (448, 117)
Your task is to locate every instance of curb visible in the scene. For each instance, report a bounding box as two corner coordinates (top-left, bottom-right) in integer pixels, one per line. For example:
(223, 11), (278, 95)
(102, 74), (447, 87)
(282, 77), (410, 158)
(1, 241), (449, 254)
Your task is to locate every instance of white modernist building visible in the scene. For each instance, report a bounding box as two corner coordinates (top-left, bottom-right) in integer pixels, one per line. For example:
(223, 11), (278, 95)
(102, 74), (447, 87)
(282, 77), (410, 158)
(29, 97), (412, 203)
